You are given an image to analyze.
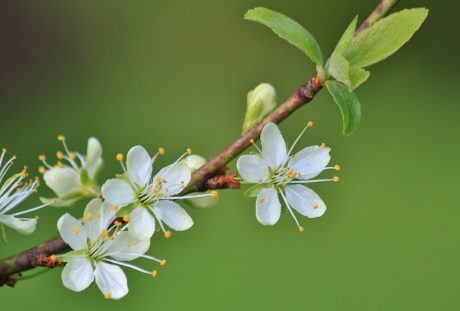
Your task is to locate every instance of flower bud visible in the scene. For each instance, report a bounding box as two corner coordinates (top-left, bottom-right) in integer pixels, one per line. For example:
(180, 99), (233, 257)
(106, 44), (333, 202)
(182, 155), (206, 172)
(242, 83), (277, 134)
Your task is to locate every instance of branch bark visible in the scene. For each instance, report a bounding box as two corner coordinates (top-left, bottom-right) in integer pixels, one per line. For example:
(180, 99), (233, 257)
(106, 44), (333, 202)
(0, 0), (398, 287)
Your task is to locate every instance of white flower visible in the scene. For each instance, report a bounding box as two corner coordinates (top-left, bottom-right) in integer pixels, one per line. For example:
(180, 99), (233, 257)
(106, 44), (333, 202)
(40, 136), (103, 207)
(58, 198), (165, 300)
(101, 146), (217, 240)
(237, 122), (340, 232)
(0, 148), (50, 236)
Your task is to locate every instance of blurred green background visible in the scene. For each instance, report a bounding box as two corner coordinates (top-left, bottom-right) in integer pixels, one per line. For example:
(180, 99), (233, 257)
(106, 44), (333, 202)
(0, 0), (458, 310)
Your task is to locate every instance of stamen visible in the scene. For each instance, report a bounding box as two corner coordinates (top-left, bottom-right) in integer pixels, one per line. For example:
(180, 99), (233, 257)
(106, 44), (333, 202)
(123, 215), (131, 222)
(104, 292), (111, 300)
(11, 201), (51, 217)
(111, 205), (119, 212)
(164, 230), (172, 238)
(85, 213), (93, 221)
(285, 121), (314, 161)
(320, 143), (327, 149)
(334, 165), (341, 171)
(313, 203), (319, 209)
(116, 153), (124, 161)
(152, 270), (158, 277)
(160, 259), (167, 266)
(56, 151), (64, 160)
(104, 259), (153, 275)
(186, 148), (192, 155)
(210, 190), (218, 197)
(279, 191), (303, 232)
(158, 147), (165, 155)
(114, 220), (123, 227)
(333, 176), (340, 183)
(139, 254), (165, 264)
(72, 227), (80, 235)
(57, 135), (66, 142)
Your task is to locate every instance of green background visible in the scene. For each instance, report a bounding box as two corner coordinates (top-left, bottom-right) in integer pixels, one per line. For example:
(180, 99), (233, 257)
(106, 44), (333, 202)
(0, 0), (458, 310)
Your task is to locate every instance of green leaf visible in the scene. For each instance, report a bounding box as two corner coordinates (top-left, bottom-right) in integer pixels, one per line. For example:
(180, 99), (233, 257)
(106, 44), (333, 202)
(245, 7), (323, 65)
(334, 16), (358, 55)
(244, 183), (271, 198)
(326, 52), (350, 89)
(349, 66), (370, 90)
(325, 80), (361, 135)
(346, 8), (428, 68)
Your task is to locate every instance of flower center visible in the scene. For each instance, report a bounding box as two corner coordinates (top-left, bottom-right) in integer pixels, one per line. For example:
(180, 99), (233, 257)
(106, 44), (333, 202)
(270, 166), (299, 188)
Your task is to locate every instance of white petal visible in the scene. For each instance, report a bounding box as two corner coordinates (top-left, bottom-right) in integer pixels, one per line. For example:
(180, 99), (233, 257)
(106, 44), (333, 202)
(85, 137), (103, 179)
(104, 231), (150, 261)
(43, 168), (82, 197)
(236, 155), (269, 183)
(285, 184), (326, 218)
(154, 200), (193, 231)
(101, 179), (136, 207)
(128, 207), (156, 240)
(0, 215), (37, 235)
(256, 187), (281, 225)
(84, 199), (116, 243)
(153, 163), (191, 196)
(94, 262), (128, 300)
(288, 146), (331, 180)
(57, 213), (87, 250)
(261, 122), (287, 169)
(61, 257), (94, 292)
(127, 145), (152, 186)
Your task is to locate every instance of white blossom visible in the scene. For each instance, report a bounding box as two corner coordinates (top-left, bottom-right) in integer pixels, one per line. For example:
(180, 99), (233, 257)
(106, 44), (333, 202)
(237, 122), (340, 231)
(58, 198), (165, 300)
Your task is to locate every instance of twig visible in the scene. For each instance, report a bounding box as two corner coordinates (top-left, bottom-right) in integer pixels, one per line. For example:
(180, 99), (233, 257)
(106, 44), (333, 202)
(0, 0), (398, 287)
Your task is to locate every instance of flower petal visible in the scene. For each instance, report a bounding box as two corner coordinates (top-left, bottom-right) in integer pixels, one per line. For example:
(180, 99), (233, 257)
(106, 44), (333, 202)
(153, 163), (191, 196)
(127, 145), (152, 187)
(61, 257), (94, 292)
(236, 155), (269, 183)
(85, 137), (103, 179)
(94, 262), (128, 300)
(104, 231), (150, 261)
(0, 215), (37, 235)
(101, 179), (136, 207)
(285, 184), (326, 218)
(154, 200), (193, 231)
(57, 213), (87, 250)
(43, 168), (82, 197)
(256, 187), (281, 225)
(261, 122), (288, 169)
(128, 207), (156, 240)
(288, 146), (331, 180)
(84, 199), (117, 243)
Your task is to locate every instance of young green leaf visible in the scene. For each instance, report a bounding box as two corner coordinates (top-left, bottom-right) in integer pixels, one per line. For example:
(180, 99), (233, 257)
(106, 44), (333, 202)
(326, 52), (350, 89)
(245, 7), (323, 65)
(325, 80), (361, 135)
(349, 66), (370, 90)
(334, 16), (358, 55)
(346, 8), (428, 68)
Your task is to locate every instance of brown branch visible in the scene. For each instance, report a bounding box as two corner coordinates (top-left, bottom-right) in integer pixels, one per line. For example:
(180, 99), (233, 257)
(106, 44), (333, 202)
(0, 0), (398, 287)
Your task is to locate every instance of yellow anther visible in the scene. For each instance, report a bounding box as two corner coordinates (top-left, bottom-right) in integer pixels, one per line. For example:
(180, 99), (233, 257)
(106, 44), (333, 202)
(123, 215), (131, 222)
(85, 213), (93, 221)
(55, 161), (63, 168)
(68, 152), (76, 159)
(334, 164), (341, 171)
(313, 203), (319, 209)
(116, 153), (124, 161)
(152, 270), (158, 278)
(249, 138), (255, 144)
(56, 151), (64, 159)
(333, 176), (340, 183)
(72, 227), (79, 235)
(257, 179), (262, 184)
(210, 190), (218, 197)
(35, 215), (40, 221)
(299, 226), (305, 233)
(101, 229), (109, 238)
(307, 121), (314, 127)
(111, 205), (119, 211)
(38, 155), (46, 161)
(164, 230), (172, 238)
(57, 135), (65, 141)
(186, 148), (192, 155)
(38, 166), (46, 174)
(259, 197), (265, 203)
(158, 147), (165, 155)
(114, 220), (123, 227)
(104, 292), (111, 300)
(180, 180), (185, 189)
(49, 255), (57, 262)
(320, 143), (327, 149)
(160, 259), (167, 266)
(127, 242), (133, 248)
(2, 147), (6, 153)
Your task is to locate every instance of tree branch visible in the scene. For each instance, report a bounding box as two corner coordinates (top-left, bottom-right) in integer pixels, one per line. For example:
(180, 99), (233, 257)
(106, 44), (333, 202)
(0, 0), (399, 287)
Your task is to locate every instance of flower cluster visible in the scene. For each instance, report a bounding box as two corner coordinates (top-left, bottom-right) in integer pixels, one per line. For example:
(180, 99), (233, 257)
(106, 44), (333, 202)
(237, 122), (340, 231)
